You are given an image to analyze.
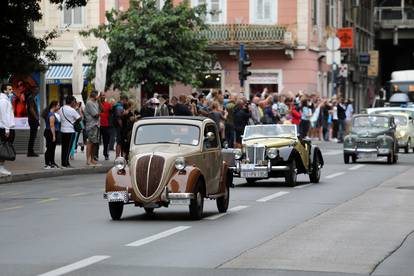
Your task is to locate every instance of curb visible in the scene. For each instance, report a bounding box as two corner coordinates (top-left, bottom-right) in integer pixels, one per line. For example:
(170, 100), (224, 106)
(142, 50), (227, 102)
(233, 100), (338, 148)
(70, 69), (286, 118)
(0, 165), (112, 185)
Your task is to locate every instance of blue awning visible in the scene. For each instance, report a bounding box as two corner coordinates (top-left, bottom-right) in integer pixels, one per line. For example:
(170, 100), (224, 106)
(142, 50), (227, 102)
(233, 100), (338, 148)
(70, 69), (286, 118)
(46, 64), (90, 84)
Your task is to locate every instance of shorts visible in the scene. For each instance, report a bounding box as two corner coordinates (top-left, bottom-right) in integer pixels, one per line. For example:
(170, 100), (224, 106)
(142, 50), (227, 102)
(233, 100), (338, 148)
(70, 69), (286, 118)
(86, 126), (100, 144)
(115, 128), (123, 145)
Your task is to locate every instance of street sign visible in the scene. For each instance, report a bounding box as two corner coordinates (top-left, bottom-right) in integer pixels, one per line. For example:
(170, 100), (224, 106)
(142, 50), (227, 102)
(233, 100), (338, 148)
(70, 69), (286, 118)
(338, 64), (348, 78)
(326, 36), (341, 51)
(326, 50), (341, 65)
(368, 50), (379, 77)
(359, 53), (371, 65)
(337, 28), (354, 49)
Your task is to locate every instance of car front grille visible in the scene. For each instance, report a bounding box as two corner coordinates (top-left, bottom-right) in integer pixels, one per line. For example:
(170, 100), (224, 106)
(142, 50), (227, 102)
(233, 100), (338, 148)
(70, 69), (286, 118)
(356, 139), (378, 148)
(135, 154), (165, 198)
(246, 145), (265, 164)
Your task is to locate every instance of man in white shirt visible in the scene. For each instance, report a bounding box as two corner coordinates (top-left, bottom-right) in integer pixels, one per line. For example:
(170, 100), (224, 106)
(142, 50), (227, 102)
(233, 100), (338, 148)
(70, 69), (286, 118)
(59, 95), (81, 168)
(0, 83), (16, 175)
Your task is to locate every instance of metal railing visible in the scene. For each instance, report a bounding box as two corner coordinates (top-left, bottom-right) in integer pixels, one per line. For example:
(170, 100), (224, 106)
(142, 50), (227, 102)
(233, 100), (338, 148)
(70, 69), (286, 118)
(375, 7), (414, 27)
(200, 24), (290, 47)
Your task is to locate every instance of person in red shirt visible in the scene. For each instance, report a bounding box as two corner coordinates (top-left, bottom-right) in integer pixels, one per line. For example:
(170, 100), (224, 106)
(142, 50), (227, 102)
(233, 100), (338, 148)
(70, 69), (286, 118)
(99, 93), (113, 160)
(286, 98), (301, 126)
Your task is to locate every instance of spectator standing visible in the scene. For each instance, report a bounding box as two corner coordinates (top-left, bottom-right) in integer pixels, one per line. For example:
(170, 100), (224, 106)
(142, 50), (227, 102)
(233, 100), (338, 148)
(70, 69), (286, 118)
(208, 102), (226, 144)
(0, 84), (16, 175)
(250, 96), (261, 124)
(84, 91), (101, 166)
(337, 98), (347, 143)
(287, 98), (301, 126)
(224, 95), (236, 148)
(26, 87), (39, 157)
(299, 99), (312, 138)
(121, 100), (136, 160)
(345, 98), (354, 134)
(331, 99), (339, 141)
(174, 95), (192, 116)
(155, 95), (170, 116)
(113, 94), (128, 158)
(99, 93), (112, 160)
(42, 101), (60, 169)
(59, 96), (80, 168)
(234, 100), (251, 148)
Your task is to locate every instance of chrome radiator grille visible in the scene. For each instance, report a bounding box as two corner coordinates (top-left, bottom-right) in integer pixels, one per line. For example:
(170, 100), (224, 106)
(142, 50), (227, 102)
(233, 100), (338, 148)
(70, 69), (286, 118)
(246, 145), (265, 164)
(356, 139), (378, 148)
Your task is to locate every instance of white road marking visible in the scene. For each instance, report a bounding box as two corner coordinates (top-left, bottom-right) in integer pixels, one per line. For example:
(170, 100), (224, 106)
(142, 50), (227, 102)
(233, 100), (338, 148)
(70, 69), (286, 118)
(126, 226), (191, 247)
(38, 198), (59, 204)
(204, 205), (249, 220)
(323, 150), (342, 156)
(348, 164), (366, 171)
(325, 172), (345, 179)
(294, 184), (313, 189)
(69, 192), (89, 197)
(38, 255), (110, 276)
(256, 191), (289, 202)
(0, 205), (23, 212)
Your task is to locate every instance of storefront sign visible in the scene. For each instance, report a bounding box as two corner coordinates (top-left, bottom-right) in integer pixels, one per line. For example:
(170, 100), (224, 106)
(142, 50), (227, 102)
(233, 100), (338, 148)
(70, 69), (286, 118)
(368, 50), (379, 77)
(359, 53), (371, 65)
(206, 61), (223, 71)
(337, 28), (354, 49)
(249, 73), (279, 84)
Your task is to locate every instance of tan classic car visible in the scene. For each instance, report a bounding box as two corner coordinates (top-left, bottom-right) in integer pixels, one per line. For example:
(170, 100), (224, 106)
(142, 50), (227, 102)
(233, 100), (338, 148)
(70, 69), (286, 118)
(104, 116), (232, 220)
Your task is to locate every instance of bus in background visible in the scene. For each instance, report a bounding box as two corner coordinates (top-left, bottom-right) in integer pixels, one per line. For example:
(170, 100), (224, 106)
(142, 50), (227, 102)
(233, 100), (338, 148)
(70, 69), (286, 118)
(390, 70), (414, 105)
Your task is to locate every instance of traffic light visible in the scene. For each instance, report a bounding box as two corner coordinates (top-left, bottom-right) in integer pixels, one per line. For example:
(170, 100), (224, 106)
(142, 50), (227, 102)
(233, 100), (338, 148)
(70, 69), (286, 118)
(239, 53), (252, 87)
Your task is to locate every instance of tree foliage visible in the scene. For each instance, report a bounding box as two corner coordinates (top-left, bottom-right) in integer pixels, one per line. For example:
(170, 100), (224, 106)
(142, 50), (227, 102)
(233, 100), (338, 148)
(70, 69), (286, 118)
(0, 0), (88, 79)
(82, 0), (212, 91)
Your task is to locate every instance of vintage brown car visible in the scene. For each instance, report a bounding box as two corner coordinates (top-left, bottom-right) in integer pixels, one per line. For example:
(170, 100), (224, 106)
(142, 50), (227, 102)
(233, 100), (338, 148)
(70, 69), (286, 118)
(104, 116), (232, 220)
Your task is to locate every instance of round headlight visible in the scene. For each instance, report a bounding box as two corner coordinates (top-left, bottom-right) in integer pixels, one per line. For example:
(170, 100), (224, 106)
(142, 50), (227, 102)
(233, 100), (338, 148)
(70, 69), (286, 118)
(114, 157), (126, 170)
(400, 131), (406, 137)
(266, 148), (278, 159)
(234, 149), (242, 160)
(175, 157), (186, 171)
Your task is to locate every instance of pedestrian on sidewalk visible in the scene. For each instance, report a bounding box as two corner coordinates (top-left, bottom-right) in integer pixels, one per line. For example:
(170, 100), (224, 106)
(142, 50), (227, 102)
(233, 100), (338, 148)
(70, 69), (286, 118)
(59, 96), (81, 168)
(26, 86), (39, 157)
(99, 93), (112, 161)
(113, 94), (128, 158)
(0, 84), (16, 175)
(42, 101), (60, 169)
(84, 91), (101, 166)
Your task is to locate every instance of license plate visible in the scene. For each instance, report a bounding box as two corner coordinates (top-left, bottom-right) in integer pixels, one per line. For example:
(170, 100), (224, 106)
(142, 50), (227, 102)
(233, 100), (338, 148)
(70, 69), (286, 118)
(107, 191), (127, 202)
(170, 199), (191, 205)
(241, 164), (256, 171)
(241, 171), (268, 178)
(359, 153), (377, 159)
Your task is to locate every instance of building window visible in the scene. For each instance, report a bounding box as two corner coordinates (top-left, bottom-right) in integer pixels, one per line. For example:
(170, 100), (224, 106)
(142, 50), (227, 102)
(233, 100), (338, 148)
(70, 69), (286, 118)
(312, 0), (319, 26)
(63, 5), (84, 26)
(250, 0), (277, 24)
(192, 0), (226, 24)
(325, 0), (336, 27)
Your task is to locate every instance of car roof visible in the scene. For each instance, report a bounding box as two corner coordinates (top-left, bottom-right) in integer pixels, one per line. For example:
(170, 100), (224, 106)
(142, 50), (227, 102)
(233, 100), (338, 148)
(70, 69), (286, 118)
(354, 114), (392, 119)
(379, 112), (408, 117)
(139, 116), (209, 122)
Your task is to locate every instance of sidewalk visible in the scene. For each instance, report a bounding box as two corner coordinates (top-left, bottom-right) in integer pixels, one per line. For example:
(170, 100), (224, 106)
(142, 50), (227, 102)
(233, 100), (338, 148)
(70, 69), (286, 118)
(0, 146), (114, 184)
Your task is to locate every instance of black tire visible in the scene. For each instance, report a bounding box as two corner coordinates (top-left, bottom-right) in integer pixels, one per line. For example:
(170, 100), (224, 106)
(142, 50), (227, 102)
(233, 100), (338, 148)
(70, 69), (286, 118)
(351, 154), (357, 163)
(405, 139), (410, 154)
(109, 202), (123, 220)
(344, 154), (350, 164)
(216, 176), (230, 213)
(387, 151), (394, 164)
(189, 179), (204, 220)
(246, 178), (257, 185)
(285, 159), (297, 187)
(144, 208), (154, 215)
(309, 154), (321, 183)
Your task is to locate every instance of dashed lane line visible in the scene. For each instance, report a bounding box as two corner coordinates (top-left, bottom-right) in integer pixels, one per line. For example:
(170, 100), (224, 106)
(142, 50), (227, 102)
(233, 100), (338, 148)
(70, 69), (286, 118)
(125, 226), (191, 247)
(204, 205), (249, 220)
(0, 205), (24, 212)
(348, 164), (366, 171)
(37, 198), (59, 204)
(69, 192), (89, 197)
(325, 172), (346, 179)
(323, 150), (343, 156)
(256, 191), (289, 202)
(37, 255), (110, 276)
(294, 184), (313, 189)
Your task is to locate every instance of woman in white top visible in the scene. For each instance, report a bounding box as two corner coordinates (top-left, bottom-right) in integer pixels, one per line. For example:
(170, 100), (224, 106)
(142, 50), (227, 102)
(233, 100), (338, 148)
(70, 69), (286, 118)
(0, 83), (16, 175)
(58, 96), (80, 168)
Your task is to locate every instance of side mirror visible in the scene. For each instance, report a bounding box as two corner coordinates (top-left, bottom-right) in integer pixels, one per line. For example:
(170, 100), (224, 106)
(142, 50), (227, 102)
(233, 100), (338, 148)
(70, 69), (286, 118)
(205, 132), (215, 142)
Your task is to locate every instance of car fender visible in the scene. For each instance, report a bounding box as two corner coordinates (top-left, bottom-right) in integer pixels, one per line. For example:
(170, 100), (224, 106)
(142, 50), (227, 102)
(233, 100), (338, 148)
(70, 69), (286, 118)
(105, 167), (138, 201)
(167, 166), (204, 194)
(278, 146), (295, 162)
(310, 146), (324, 168)
(279, 146), (306, 173)
(219, 162), (231, 193)
(379, 135), (395, 148)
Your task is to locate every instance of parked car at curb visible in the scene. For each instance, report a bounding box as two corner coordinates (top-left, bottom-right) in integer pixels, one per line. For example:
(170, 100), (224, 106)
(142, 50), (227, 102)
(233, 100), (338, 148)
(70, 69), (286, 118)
(225, 124), (324, 187)
(104, 117), (233, 220)
(379, 112), (414, 153)
(343, 114), (398, 164)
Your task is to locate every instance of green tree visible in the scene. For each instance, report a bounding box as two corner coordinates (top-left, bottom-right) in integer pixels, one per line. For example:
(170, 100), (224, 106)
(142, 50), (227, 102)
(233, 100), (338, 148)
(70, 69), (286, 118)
(0, 0), (88, 79)
(82, 0), (212, 91)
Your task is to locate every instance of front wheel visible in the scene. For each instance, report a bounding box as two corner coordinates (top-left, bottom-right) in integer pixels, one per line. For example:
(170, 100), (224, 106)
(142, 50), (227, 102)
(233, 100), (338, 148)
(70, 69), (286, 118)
(387, 151), (394, 164)
(405, 139), (411, 154)
(344, 154), (350, 164)
(309, 155), (321, 183)
(246, 178), (257, 185)
(144, 208), (154, 215)
(216, 181), (230, 213)
(285, 159), (297, 187)
(189, 180), (205, 220)
(109, 202), (123, 220)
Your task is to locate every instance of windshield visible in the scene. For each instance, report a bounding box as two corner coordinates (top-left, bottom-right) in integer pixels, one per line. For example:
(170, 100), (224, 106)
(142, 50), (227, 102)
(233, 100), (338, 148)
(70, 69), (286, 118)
(243, 125), (297, 140)
(353, 116), (389, 128)
(135, 124), (200, 146)
(394, 115), (408, 126)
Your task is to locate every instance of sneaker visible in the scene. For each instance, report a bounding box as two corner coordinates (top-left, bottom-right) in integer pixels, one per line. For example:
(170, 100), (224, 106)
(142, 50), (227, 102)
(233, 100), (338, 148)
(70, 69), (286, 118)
(44, 165), (52, 170)
(27, 152), (39, 157)
(51, 164), (61, 169)
(0, 167), (12, 176)
(105, 156), (109, 161)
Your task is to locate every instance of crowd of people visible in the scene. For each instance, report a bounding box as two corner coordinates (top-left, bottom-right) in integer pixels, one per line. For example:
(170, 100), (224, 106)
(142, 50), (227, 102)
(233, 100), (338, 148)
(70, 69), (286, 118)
(0, 81), (355, 175)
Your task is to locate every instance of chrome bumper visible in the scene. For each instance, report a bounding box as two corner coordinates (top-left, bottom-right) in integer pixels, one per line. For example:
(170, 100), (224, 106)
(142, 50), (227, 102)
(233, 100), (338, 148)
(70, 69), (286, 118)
(104, 191), (130, 203)
(230, 161), (290, 175)
(344, 148), (390, 154)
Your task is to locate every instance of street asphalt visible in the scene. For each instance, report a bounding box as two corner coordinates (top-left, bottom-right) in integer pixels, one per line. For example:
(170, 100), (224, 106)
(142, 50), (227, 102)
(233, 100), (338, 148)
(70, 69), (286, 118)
(0, 142), (414, 276)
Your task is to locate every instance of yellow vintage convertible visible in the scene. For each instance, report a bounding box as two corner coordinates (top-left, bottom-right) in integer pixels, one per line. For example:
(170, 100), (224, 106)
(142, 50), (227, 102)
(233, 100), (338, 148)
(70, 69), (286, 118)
(230, 125), (324, 186)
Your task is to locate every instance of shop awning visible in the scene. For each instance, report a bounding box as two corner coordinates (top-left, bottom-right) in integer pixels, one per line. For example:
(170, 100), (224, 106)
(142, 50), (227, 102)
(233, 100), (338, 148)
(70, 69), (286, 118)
(46, 64), (90, 84)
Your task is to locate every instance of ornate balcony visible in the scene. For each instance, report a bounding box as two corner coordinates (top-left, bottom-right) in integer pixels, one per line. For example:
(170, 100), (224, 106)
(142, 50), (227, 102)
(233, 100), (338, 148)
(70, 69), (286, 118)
(200, 24), (293, 50)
